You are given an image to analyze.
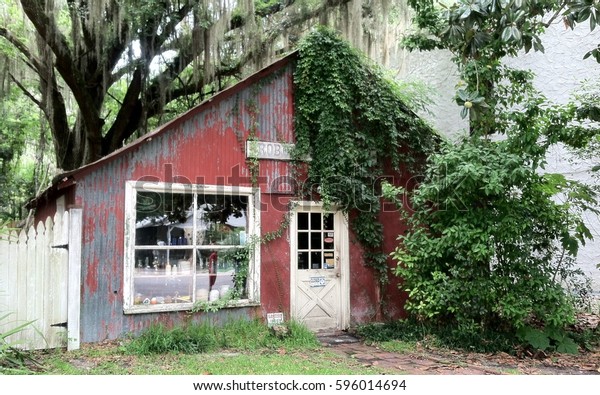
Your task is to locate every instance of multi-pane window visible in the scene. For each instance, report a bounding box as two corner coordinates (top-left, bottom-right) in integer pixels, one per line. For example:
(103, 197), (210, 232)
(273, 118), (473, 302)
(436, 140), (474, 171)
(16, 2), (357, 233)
(297, 212), (335, 270)
(124, 182), (259, 313)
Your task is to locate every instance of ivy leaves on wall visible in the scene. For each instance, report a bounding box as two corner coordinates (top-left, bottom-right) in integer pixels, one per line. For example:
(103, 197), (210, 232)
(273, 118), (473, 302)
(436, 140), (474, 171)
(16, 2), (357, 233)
(292, 27), (439, 284)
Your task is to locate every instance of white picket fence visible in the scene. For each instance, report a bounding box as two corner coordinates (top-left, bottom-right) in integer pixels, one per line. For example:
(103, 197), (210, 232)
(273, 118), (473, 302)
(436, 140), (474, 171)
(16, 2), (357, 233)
(0, 209), (81, 351)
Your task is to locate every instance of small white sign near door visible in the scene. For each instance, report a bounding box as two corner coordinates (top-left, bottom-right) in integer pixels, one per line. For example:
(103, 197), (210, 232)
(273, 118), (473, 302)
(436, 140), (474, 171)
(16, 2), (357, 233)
(267, 312), (284, 327)
(310, 276), (326, 287)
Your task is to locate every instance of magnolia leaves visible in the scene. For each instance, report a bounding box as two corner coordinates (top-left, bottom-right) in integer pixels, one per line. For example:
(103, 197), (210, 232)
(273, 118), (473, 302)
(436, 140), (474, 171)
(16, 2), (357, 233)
(455, 89), (488, 119)
(564, 0), (600, 31)
(584, 44), (600, 62)
(564, 0), (600, 61)
(437, 0), (547, 58)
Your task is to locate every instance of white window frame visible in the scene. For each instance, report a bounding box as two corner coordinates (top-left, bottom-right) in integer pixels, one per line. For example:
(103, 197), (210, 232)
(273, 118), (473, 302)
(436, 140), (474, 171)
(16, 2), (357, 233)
(123, 180), (261, 314)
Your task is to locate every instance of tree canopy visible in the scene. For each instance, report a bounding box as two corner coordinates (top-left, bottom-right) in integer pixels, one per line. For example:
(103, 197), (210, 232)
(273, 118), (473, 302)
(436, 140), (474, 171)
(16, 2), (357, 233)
(0, 0), (401, 173)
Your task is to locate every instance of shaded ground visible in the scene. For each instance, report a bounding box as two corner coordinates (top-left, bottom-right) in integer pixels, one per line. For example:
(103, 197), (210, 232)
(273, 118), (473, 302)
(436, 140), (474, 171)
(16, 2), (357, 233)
(319, 333), (600, 375)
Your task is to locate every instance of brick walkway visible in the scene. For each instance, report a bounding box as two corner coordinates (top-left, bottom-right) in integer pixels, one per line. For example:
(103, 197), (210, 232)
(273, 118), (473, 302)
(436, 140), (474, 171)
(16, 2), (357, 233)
(317, 333), (600, 375)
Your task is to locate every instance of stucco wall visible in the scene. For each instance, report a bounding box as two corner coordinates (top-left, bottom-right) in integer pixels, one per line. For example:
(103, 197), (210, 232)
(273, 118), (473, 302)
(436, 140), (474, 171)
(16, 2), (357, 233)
(397, 21), (600, 295)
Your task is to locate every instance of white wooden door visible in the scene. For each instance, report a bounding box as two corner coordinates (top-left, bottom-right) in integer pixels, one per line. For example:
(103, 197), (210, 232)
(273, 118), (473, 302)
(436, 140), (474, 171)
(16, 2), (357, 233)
(290, 204), (349, 332)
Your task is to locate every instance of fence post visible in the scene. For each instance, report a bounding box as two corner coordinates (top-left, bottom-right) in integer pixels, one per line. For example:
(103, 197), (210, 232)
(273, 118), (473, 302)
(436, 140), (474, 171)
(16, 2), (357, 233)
(67, 208), (82, 351)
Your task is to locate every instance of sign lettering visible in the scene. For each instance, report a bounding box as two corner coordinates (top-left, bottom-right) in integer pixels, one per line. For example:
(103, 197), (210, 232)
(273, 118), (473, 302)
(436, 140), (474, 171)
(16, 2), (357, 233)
(267, 312), (285, 327)
(246, 140), (294, 161)
(310, 276), (326, 287)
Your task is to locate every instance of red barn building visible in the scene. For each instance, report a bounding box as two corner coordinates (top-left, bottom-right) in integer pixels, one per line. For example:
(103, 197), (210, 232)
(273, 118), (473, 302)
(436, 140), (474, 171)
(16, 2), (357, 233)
(29, 51), (424, 344)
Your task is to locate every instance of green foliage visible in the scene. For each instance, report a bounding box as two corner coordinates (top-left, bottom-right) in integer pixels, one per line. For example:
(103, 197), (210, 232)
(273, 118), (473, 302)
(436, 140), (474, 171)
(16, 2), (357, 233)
(355, 318), (518, 353)
(386, 131), (595, 336)
(293, 27), (438, 283)
(192, 292), (238, 313)
(254, 0), (286, 17)
(455, 88), (488, 120)
(0, 313), (40, 373)
(0, 86), (41, 221)
(404, 0), (600, 138)
(517, 326), (579, 354)
(122, 322), (216, 355)
(39, 330), (387, 375)
(566, 79), (600, 172)
(228, 247), (250, 299)
(565, 0), (600, 60)
(123, 318), (319, 355)
(404, 0), (572, 61)
(356, 317), (599, 355)
(5, 0), (381, 172)
(270, 320), (322, 349)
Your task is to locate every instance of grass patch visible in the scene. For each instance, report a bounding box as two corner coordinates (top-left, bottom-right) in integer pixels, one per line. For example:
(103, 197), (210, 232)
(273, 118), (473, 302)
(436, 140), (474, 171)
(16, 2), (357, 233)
(122, 318), (321, 356)
(31, 319), (394, 375)
(36, 347), (395, 375)
(179, 351), (387, 375)
(374, 340), (417, 353)
(123, 322), (216, 355)
(1, 313), (43, 374)
(28, 319), (381, 375)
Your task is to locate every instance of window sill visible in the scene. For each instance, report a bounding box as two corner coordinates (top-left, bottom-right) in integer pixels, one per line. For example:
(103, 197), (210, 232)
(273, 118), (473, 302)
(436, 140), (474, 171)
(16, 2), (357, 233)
(123, 299), (260, 315)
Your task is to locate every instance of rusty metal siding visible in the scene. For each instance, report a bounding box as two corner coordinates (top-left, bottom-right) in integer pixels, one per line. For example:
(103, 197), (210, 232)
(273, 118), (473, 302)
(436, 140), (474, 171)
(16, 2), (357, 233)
(254, 69), (295, 143)
(75, 63), (296, 343)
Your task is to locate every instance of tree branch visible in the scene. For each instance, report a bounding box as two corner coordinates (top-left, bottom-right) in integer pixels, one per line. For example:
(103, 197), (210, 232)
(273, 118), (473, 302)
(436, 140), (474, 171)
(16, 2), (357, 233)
(103, 68), (143, 153)
(543, 1), (570, 28)
(155, 1), (196, 49)
(9, 73), (42, 109)
(142, 0), (353, 117)
(19, 0), (102, 138)
(66, 0), (94, 50)
(0, 26), (44, 73)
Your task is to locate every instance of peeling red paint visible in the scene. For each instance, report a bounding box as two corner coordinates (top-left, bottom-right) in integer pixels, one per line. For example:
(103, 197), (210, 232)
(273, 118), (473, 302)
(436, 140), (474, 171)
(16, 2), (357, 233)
(85, 255), (99, 295)
(259, 92), (270, 105)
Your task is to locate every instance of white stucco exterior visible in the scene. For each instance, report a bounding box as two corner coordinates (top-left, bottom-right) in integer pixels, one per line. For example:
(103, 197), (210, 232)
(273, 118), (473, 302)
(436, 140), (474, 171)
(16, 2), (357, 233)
(396, 21), (600, 296)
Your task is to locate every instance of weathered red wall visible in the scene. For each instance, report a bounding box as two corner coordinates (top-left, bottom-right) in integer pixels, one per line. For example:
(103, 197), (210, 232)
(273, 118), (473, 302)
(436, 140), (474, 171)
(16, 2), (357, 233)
(66, 59), (298, 342)
(257, 194), (293, 317)
(345, 165), (418, 324)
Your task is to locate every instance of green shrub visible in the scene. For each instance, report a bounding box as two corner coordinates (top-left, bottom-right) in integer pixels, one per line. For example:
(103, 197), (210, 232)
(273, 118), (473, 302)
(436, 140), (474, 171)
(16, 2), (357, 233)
(395, 0), (600, 355)
(384, 121), (597, 347)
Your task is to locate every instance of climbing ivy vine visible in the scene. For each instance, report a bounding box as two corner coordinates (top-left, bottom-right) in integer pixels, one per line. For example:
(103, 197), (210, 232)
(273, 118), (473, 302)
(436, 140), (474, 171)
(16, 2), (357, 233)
(292, 27), (439, 285)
